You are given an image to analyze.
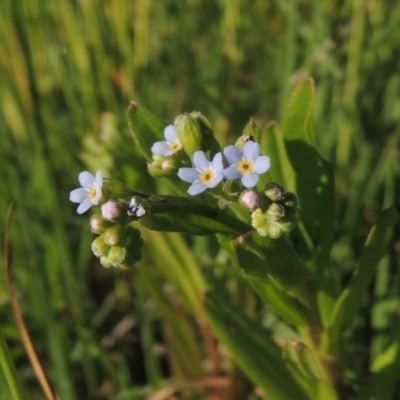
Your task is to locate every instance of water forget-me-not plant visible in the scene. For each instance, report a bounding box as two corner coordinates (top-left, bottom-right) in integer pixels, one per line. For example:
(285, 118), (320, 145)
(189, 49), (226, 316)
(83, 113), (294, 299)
(67, 80), (397, 400)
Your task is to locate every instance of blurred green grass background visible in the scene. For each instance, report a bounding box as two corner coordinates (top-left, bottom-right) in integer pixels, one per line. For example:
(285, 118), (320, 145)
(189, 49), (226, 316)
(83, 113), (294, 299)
(1, 0), (399, 399)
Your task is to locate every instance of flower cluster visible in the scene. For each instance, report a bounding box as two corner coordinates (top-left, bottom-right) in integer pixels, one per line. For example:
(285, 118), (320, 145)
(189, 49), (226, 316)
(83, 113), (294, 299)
(69, 111), (300, 271)
(150, 133), (271, 196)
(251, 183), (298, 239)
(69, 171), (145, 268)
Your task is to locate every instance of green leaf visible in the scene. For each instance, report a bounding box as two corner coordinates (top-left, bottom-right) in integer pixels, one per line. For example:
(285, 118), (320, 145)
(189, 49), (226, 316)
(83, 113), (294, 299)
(234, 233), (312, 289)
(281, 79), (337, 327)
(127, 101), (166, 161)
(327, 206), (397, 352)
(205, 292), (312, 400)
(140, 205), (250, 237)
(245, 274), (309, 326)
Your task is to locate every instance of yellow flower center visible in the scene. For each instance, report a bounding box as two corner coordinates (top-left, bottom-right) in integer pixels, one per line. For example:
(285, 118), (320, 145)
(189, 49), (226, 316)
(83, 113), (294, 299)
(168, 141), (180, 152)
(200, 169), (215, 184)
(238, 160), (254, 174)
(88, 187), (98, 200)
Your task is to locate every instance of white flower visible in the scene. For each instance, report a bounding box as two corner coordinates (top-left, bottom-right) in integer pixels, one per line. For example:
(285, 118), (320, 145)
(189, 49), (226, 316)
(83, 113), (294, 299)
(178, 151), (224, 195)
(223, 141), (271, 188)
(151, 125), (182, 156)
(70, 171), (103, 214)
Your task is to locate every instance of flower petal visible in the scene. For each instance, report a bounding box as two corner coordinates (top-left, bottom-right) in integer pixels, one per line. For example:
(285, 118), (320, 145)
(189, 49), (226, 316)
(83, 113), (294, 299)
(193, 151), (210, 170)
(254, 156), (271, 174)
(164, 125), (178, 142)
(151, 141), (169, 155)
(223, 165), (241, 180)
(79, 171), (95, 188)
(211, 152), (224, 173)
(178, 167), (199, 183)
(69, 188), (89, 203)
(242, 141), (260, 161)
(188, 181), (207, 195)
(95, 170), (103, 187)
(241, 173), (259, 188)
(77, 200), (93, 214)
(207, 173), (224, 188)
(223, 145), (241, 164)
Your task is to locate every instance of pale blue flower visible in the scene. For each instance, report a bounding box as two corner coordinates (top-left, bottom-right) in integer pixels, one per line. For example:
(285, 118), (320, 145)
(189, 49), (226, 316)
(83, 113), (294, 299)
(70, 170), (103, 214)
(178, 151), (224, 195)
(151, 125), (182, 156)
(223, 141), (271, 188)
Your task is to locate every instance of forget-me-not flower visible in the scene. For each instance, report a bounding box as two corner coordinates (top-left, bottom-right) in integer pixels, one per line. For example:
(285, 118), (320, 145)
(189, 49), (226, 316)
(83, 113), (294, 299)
(151, 125), (182, 156)
(223, 141), (271, 188)
(70, 170), (103, 214)
(178, 151), (224, 195)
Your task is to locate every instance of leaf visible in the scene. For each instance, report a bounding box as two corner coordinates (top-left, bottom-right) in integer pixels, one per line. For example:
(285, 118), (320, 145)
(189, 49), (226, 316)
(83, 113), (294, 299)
(281, 79), (337, 327)
(234, 233), (312, 289)
(140, 204), (251, 237)
(204, 292), (312, 400)
(327, 206), (397, 352)
(127, 101), (166, 161)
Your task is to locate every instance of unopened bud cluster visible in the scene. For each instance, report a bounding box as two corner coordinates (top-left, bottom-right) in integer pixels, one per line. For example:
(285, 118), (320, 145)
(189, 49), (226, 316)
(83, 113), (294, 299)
(251, 182), (298, 239)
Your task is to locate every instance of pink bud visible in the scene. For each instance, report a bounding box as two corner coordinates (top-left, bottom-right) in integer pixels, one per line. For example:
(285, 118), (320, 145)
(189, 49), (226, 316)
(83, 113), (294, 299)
(239, 190), (259, 210)
(101, 200), (121, 221)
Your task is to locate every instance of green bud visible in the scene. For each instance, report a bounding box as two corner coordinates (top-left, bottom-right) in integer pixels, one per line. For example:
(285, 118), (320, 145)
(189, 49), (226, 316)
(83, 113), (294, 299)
(189, 111), (220, 153)
(108, 245), (127, 267)
(251, 208), (288, 239)
(90, 214), (112, 234)
(266, 203), (285, 222)
(104, 225), (124, 246)
(147, 154), (188, 178)
(242, 117), (259, 142)
(279, 214), (297, 233)
(234, 134), (254, 150)
(175, 114), (202, 158)
(266, 220), (284, 239)
(100, 255), (114, 269)
(282, 192), (298, 210)
(264, 182), (285, 202)
(91, 235), (110, 257)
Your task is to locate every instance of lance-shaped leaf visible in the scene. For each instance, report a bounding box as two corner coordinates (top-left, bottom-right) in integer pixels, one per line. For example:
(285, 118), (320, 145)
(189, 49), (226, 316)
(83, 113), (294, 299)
(327, 206), (397, 352)
(234, 233), (312, 289)
(205, 292), (312, 400)
(282, 79), (335, 270)
(280, 79), (337, 328)
(127, 101), (166, 161)
(140, 200), (251, 237)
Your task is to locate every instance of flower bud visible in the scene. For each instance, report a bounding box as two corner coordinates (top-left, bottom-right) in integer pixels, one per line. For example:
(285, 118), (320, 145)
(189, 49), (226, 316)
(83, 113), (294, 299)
(239, 189), (259, 210)
(147, 155), (184, 178)
(91, 235), (110, 257)
(264, 182), (284, 202)
(101, 200), (122, 221)
(104, 225), (124, 246)
(282, 192), (298, 210)
(175, 114), (202, 158)
(127, 197), (146, 219)
(100, 255), (114, 269)
(90, 213), (111, 234)
(234, 134), (254, 150)
(266, 203), (285, 222)
(108, 245), (127, 267)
